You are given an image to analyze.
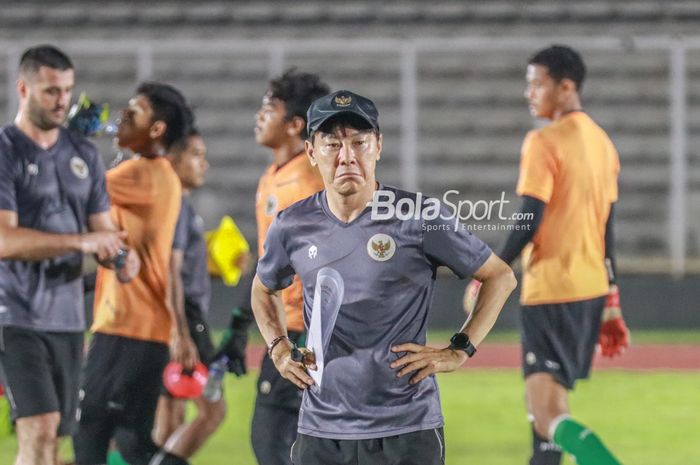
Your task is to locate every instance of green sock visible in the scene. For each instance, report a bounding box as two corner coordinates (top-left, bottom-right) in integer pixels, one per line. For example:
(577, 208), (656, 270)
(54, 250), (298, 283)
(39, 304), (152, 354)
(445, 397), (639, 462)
(107, 450), (130, 465)
(553, 417), (622, 465)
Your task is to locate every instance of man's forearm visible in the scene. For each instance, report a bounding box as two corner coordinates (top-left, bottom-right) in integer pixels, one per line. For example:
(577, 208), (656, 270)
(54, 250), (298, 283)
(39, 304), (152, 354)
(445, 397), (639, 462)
(167, 271), (189, 339)
(462, 267), (517, 346)
(0, 225), (82, 261)
(251, 275), (288, 345)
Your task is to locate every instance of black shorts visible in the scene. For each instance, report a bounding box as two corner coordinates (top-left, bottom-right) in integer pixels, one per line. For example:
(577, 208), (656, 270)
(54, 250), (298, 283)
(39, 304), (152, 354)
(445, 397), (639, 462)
(520, 297), (605, 390)
(255, 331), (305, 410)
(291, 428), (445, 465)
(73, 333), (169, 465)
(185, 300), (215, 366)
(0, 326), (83, 436)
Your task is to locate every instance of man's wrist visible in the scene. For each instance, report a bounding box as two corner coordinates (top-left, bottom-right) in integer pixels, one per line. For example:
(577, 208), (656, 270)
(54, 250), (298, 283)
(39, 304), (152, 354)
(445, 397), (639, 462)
(602, 306), (623, 321)
(70, 234), (87, 253)
(449, 332), (477, 358)
(270, 340), (293, 362)
(448, 347), (470, 364)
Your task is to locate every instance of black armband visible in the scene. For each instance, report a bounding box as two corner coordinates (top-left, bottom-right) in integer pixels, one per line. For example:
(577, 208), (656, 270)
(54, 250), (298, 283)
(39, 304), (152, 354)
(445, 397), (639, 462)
(498, 196), (546, 265)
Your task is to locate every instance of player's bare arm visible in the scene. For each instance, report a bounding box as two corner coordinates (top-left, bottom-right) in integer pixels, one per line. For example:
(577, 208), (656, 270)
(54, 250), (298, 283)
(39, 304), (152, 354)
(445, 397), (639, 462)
(167, 249), (199, 369)
(0, 209), (127, 261)
(87, 211), (140, 282)
(251, 274), (314, 390)
(392, 252), (516, 384)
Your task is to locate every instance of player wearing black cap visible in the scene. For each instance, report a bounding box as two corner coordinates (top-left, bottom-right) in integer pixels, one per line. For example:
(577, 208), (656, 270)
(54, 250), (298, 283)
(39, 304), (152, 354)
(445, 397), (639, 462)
(252, 90), (516, 465)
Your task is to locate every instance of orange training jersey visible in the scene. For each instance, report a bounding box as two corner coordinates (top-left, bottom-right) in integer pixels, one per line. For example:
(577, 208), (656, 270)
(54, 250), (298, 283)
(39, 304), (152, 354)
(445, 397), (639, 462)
(516, 111), (619, 305)
(92, 157), (182, 344)
(256, 153), (324, 332)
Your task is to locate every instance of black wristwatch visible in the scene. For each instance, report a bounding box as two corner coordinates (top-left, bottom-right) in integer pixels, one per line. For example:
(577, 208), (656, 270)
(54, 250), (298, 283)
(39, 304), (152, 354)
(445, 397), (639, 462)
(449, 332), (477, 358)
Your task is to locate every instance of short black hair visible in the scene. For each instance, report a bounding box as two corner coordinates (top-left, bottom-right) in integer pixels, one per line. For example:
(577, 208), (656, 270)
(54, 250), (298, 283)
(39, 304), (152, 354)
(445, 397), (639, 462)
(528, 45), (586, 91)
(170, 127), (201, 157)
(313, 113), (379, 142)
(268, 68), (330, 139)
(136, 81), (192, 150)
(19, 45), (73, 75)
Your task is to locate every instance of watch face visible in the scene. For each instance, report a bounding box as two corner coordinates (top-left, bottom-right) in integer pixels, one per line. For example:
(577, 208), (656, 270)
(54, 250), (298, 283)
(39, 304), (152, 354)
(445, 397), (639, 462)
(451, 332), (468, 348)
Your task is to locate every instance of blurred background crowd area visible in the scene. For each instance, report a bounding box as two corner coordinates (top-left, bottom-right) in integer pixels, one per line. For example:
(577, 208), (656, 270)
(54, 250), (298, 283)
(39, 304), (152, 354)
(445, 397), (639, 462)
(1, 0), (699, 328)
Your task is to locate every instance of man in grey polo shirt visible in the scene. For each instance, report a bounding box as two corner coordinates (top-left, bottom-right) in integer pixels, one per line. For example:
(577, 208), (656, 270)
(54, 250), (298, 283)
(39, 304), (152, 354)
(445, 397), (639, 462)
(252, 90), (517, 465)
(0, 45), (137, 465)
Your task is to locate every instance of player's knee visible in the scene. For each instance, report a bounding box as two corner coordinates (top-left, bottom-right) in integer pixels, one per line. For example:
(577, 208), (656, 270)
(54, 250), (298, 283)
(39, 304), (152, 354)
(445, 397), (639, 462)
(204, 401), (227, 431)
(192, 398), (226, 434)
(17, 413), (60, 445)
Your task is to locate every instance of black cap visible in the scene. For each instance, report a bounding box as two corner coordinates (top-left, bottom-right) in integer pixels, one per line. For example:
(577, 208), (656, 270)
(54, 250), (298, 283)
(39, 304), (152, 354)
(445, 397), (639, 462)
(306, 90), (379, 137)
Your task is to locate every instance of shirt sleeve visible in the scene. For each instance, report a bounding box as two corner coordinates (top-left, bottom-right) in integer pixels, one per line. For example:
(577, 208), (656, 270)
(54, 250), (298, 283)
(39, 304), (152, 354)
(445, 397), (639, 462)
(256, 214), (295, 290)
(516, 131), (557, 203)
(422, 207), (493, 279)
(172, 203), (188, 251)
(106, 161), (155, 206)
(87, 150), (111, 215)
(0, 147), (17, 212)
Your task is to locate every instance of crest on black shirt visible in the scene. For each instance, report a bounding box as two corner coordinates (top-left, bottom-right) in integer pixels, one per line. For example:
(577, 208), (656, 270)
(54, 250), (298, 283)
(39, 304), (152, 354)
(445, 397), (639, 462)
(70, 156), (89, 180)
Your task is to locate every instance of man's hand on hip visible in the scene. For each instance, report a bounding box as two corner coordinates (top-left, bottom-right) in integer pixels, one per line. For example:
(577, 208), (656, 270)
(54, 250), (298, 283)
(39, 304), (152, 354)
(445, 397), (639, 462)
(390, 343), (469, 385)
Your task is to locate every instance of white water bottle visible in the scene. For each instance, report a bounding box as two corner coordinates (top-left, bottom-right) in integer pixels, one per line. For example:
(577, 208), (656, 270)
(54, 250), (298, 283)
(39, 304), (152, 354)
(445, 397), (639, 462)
(203, 356), (229, 402)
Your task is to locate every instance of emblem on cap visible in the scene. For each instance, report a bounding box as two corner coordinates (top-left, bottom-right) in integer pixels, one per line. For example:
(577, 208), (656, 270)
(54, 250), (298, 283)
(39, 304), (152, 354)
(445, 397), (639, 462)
(70, 156), (89, 179)
(367, 234), (395, 262)
(334, 95), (352, 107)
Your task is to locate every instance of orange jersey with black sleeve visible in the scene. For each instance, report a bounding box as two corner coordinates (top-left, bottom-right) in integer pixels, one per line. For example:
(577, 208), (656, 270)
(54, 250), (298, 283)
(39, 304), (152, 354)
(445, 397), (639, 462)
(256, 153), (324, 332)
(516, 111), (619, 305)
(92, 156), (182, 344)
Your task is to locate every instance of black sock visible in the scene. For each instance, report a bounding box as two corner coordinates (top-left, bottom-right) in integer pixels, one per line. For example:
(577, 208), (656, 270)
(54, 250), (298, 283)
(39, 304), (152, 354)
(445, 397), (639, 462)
(529, 423), (562, 465)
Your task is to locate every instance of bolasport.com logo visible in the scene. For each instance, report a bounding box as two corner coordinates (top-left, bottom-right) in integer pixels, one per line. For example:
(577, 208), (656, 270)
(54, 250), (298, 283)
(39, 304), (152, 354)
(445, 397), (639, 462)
(368, 189), (533, 232)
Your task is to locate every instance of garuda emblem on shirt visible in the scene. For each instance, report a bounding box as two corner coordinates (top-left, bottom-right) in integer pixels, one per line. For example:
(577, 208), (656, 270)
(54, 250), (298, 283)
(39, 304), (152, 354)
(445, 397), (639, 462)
(367, 233), (396, 262)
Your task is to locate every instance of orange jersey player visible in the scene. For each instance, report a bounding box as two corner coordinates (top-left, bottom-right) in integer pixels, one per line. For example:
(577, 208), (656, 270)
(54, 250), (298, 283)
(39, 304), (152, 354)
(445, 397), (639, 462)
(256, 146), (325, 333)
(74, 82), (197, 465)
(465, 46), (626, 465)
(250, 69), (329, 465)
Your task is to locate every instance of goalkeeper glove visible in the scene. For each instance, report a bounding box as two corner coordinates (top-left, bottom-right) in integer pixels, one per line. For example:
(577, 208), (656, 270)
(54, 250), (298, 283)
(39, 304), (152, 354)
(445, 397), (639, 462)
(214, 307), (252, 376)
(598, 284), (630, 358)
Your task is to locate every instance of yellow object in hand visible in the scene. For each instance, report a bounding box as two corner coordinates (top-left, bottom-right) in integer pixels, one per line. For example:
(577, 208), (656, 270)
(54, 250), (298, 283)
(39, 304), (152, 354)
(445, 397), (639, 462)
(205, 216), (250, 286)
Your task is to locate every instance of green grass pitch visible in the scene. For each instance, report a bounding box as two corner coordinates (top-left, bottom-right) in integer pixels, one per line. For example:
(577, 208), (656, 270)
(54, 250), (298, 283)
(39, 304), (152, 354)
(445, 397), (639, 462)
(1, 367), (698, 464)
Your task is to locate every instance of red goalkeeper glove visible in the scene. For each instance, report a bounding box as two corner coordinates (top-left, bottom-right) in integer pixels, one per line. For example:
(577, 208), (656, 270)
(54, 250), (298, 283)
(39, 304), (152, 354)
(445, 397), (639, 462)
(598, 284), (630, 358)
(463, 279), (482, 316)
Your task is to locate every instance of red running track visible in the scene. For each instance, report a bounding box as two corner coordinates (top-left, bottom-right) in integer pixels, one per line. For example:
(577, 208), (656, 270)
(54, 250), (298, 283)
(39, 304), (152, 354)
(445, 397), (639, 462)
(246, 344), (700, 371)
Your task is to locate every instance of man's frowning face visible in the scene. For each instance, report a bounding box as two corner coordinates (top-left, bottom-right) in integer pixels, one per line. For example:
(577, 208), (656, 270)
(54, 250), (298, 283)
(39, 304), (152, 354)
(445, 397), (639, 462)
(306, 126), (382, 197)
